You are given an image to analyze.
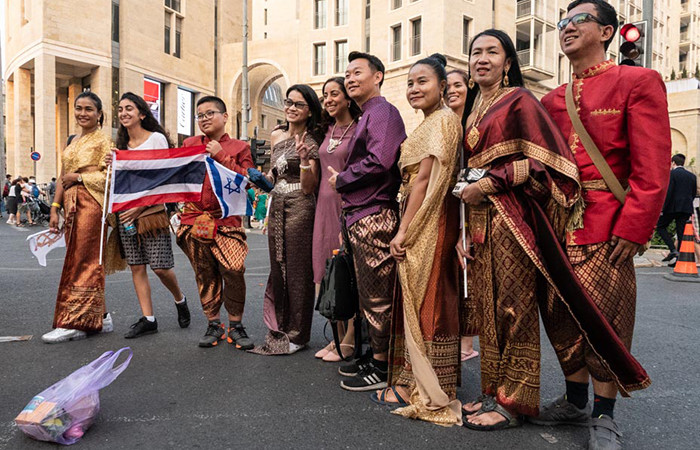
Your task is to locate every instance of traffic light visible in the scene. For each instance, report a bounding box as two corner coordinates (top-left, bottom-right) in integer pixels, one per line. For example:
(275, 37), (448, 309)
(619, 21), (647, 67)
(249, 138), (265, 164)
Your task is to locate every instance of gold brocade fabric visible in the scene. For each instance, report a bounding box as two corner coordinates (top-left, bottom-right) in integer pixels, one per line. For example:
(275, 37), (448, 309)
(62, 130), (111, 208)
(391, 108), (463, 426)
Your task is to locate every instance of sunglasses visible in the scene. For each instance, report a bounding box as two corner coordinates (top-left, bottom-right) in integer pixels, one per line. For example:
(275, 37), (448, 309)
(283, 99), (309, 109)
(557, 12), (604, 31)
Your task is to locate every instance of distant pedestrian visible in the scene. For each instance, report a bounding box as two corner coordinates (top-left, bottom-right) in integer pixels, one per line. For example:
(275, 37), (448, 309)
(2, 174), (11, 218)
(657, 154), (697, 265)
(6, 178), (20, 225)
(48, 177), (57, 204)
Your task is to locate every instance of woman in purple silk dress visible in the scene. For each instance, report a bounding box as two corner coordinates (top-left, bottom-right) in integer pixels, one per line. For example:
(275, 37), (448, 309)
(312, 77), (362, 362)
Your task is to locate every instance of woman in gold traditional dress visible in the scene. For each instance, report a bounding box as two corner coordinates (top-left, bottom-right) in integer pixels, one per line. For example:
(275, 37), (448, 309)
(374, 54), (463, 427)
(42, 92), (113, 343)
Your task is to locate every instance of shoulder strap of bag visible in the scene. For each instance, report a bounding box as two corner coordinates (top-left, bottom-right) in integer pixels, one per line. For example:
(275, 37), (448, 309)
(565, 81), (627, 205)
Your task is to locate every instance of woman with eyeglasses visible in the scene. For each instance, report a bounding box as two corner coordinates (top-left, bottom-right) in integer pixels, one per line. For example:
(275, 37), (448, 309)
(111, 92), (189, 339)
(312, 77), (362, 362)
(42, 92), (114, 343)
(454, 30), (584, 431)
(250, 84), (325, 355)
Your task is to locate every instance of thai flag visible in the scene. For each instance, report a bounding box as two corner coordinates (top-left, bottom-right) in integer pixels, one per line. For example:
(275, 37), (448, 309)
(109, 146), (207, 213)
(205, 157), (253, 218)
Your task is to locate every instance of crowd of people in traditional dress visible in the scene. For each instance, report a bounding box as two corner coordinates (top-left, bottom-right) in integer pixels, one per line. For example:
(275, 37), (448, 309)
(34, 1), (677, 449)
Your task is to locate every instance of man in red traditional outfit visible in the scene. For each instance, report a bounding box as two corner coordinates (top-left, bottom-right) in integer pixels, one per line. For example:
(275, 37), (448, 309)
(177, 96), (256, 350)
(536, 1), (671, 449)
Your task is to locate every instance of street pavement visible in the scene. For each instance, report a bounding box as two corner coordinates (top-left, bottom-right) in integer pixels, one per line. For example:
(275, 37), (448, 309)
(0, 219), (698, 449)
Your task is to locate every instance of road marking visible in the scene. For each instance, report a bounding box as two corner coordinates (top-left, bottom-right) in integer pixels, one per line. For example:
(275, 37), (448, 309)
(0, 267), (42, 271)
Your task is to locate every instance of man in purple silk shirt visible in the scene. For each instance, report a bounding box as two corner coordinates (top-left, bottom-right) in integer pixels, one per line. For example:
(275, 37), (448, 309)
(328, 51), (406, 392)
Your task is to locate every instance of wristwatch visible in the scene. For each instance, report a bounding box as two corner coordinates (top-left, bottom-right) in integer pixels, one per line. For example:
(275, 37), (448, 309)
(77, 174), (83, 183)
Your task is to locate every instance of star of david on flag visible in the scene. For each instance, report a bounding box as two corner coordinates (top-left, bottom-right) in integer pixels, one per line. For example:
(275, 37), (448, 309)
(205, 157), (253, 218)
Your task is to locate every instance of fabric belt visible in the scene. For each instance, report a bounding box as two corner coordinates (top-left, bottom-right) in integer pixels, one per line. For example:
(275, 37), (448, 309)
(273, 180), (302, 194)
(582, 179), (628, 192)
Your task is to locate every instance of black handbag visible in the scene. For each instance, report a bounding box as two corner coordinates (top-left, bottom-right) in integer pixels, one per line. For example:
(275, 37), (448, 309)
(315, 220), (362, 361)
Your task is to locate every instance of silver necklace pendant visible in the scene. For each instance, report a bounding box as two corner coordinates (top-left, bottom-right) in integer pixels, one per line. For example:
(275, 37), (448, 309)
(327, 138), (341, 154)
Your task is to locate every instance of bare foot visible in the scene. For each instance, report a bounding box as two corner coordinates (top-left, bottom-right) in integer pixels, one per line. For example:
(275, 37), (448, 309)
(463, 400), (482, 415)
(467, 410), (508, 426)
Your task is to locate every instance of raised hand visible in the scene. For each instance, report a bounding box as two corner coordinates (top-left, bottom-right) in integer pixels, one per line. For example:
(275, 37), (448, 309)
(295, 131), (310, 163)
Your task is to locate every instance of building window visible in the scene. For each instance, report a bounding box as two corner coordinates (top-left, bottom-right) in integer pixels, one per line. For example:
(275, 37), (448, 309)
(164, 12), (172, 54)
(264, 9), (268, 25)
(111, 67), (120, 129)
(165, 0), (181, 12)
(462, 16), (472, 55)
(314, 0), (327, 29)
(391, 24), (402, 61)
(335, 40), (348, 73)
(314, 43), (327, 75)
(174, 17), (182, 58)
(365, 35), (370, 52)
(261, 114), (268, 129)
(335, 0), (348, 26)
(410, 18), (421, 56)
(392, 0), (402, 9)
(111, 1), (119, 42)
(365, 0), (371, 19)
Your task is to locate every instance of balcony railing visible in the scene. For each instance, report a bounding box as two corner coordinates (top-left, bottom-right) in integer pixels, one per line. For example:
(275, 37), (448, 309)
(681, 31), (689, 42)
(516, 0), (544, 19)
(681, 2), (689, 14)
(517, 49), (531, 66)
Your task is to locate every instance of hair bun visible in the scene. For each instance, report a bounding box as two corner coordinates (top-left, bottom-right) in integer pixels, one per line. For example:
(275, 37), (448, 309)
(429, 53), (447, 68)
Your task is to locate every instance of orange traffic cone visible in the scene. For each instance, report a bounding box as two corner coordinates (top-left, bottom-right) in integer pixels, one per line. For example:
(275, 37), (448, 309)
(664, 220), (700, 282)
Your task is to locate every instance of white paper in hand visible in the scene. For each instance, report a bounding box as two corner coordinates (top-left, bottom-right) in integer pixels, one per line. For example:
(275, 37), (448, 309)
(27, 230), (66, 267)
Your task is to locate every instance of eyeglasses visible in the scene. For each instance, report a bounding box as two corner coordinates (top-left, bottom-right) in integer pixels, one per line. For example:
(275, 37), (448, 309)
(557, 12), (604, 31)
(283, 99), (308, 109)
(195, 110), (222, 121)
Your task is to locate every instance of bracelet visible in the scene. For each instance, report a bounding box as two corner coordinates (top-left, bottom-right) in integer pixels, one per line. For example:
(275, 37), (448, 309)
(300, 163), (312, 171)
(51, 202), (62, 209)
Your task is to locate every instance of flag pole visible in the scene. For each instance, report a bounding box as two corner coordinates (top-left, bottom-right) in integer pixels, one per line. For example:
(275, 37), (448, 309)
(98, 153), (113, 265)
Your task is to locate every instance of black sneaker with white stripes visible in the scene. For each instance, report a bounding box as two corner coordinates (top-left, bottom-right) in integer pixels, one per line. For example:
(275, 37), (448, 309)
(340, 360), (388, 392)
(338, 351), (372, 377)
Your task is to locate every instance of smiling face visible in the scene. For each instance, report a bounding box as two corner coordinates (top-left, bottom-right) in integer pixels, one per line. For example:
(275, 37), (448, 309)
(74, 97), (101, 131)
(406, 64), (444, 113)
(284, 90), (310, 125)
(560, 3), (613, 58)
(118, 99), (145, 130)
(344, 58), (382, 106)
(469, 35), (511, 89)
(446, 72), (468, 113)
(196, 101), (227, 136)
(323, 81), (350, 119)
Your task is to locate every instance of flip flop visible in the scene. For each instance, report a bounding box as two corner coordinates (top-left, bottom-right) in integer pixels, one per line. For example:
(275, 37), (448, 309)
(463, 397), (521, 431)
(370, 386), (409, 407)
(461, 350), (479, 362)
(462, 394), (490, 415)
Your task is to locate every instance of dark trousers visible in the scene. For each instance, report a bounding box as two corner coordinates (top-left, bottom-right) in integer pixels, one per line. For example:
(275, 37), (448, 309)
(656, 212), (691, 253)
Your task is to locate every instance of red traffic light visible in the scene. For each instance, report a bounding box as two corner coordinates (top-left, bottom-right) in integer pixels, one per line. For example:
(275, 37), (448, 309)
(620, 23), (641, 42)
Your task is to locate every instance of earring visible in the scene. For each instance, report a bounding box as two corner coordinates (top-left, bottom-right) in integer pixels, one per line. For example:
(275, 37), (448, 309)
(468, 77), (475, 89)
(503, 74), (510, 87)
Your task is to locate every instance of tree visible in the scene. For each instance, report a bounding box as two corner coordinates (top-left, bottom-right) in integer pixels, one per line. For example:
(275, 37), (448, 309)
(682, 67), (689, 78)
(695, 64), (700, 79)
(671, 69), (677, 80)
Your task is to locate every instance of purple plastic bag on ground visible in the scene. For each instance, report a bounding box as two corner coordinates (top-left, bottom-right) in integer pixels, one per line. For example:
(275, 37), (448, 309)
(15, 347), (133, 445)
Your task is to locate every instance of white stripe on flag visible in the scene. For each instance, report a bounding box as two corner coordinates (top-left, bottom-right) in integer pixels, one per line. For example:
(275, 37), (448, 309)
(111, 183), (203, 203)
(115, 154), (206, 170)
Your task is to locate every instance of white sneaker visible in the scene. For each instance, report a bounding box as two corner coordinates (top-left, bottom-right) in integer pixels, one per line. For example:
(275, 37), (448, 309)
(101, 313), (114, 333)
(41, 328), (87, 344)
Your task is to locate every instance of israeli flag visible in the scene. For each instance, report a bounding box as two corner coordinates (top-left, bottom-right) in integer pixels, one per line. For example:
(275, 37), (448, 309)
(205, 157), (254, 218)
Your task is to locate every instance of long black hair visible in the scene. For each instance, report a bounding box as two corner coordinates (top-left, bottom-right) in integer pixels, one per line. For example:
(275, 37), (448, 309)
(116, 92), (174, 150)
(284, 84), (325, 145)
(320, 77), (362, 130)
(462, 29), (524, 132)
(74, 91), (105, 128)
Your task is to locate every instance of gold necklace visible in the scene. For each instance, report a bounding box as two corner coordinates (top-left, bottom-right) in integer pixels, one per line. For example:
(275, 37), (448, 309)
(466, 88), (509, 150)
(327, 119), (355, 154)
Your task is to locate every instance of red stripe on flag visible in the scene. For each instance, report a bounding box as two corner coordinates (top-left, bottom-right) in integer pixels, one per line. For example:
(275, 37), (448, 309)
(114, 145), (206, 161)
(111, 192), (202, 213)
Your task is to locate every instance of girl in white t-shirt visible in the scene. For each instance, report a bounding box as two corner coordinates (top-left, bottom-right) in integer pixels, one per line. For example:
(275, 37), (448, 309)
(113, 92), (190, 338)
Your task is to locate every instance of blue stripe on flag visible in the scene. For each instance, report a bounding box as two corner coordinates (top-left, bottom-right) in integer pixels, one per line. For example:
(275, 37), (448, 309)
(206, 157), (229, 217)
(113, 162), (206, 194)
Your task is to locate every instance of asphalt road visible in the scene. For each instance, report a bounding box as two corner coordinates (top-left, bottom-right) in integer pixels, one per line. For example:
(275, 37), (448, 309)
(0, 220), (698, 449)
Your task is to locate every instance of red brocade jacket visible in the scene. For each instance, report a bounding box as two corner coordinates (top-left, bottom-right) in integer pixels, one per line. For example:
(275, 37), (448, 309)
(180, 134), (254, 228)
(541, 60), (671, 246)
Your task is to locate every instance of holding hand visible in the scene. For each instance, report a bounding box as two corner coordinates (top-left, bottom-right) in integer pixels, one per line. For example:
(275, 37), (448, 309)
(460, 183), (486, 206)
(119, 206), (145, 225)
(328, 166), (339, 191)
(205, 140), (223, 157)
(390, 229), (407, 261)
(49, 209), (61, 232)
(104, 149), (117, 166)
(62, 173), (81, 190)
(455, 232), (475, 270)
